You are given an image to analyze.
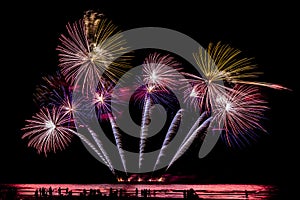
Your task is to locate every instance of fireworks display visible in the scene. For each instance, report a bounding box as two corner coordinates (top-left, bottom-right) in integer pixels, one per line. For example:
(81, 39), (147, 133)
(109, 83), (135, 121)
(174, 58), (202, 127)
(56, 10), (131, 95)
(21, 10), (289, 180)
(138, 53), (182, 171)
(21, 107), (75, 157)
(142, 53), (182, 91)
(153, 108), (184, 172)
(182, 41), (289, 113)
(93, 79), (118, 117)
(181, 41), (290, 146)
(167, 114), (212, 171)
(213, 84), (269, 147)
(34, 71), (71, 108)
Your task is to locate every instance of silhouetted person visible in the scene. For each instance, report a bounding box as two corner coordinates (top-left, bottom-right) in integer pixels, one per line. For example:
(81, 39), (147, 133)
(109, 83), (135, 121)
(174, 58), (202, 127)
(135, 188), (138, 197)
(48, 186), (53, 196)
(58, 187), (61, 196)
(187, 188), (199, 199)
(119, 188), (123, 197)
(96, 189), (102, 197)
(143, 189), (148, 198)
(114, 189), (118, 197)
(141, 189), (144, 197)
(109, 187), (113, 197)
(42, 187), (46, 197)
(245, 190), (248, 198)
(83, 189), (87, 196)
(34, 189), (38, 199)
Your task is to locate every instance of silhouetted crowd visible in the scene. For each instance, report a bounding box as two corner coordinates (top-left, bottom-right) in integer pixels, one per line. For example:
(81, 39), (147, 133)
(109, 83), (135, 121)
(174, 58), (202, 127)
(183, 189), (199, 199)
(1, 185), (200, 200)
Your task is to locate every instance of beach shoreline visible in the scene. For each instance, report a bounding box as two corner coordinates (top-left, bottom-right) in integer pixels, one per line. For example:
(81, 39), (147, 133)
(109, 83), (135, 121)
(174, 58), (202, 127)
(1, 183), (278, 200)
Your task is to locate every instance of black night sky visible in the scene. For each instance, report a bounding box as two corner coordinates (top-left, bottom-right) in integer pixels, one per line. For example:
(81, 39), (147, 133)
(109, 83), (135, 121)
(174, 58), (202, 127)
(1, 0), (298, 198)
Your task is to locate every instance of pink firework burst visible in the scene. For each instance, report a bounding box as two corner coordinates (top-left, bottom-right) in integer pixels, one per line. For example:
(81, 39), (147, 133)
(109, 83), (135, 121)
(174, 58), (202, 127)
(142, 53), (182, 91)
(21, 107), (76, 156)
(213, 84), (269, 146)
(132, 53), (182, 109)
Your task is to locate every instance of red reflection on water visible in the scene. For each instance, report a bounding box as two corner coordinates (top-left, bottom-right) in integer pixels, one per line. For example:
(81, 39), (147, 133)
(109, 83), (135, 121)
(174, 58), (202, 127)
(6, 183), (278, 199)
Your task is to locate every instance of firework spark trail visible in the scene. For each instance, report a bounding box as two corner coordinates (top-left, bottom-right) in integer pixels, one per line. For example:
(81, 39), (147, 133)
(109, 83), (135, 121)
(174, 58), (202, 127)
(180, 111), (209, 149)
(91, 80), (126, 173)
(153, 108), (183, 172)
(21, 107), (74, 157)
(231, 80), (291, 90)
(137, 53), (182, 171)
(108, 112), (127, 174)
(21, 104), (116, 175)
(166, 117), (212, 171)
(84, 125), (115, 174)
(70, 130), (112, 171)
(139, 95), (153, 170)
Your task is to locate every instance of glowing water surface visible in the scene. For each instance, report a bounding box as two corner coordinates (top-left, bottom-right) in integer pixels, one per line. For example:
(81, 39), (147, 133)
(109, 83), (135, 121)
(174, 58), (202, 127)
(6, 183), (278, 199)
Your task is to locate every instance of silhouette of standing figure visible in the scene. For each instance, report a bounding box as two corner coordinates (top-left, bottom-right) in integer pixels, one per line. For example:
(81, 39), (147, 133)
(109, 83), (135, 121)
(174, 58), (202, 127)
(245, 190), (248, 198)
(58, 187), (61, 196)
(48, 186), (53, 196)
(34, 189), (38, 199)
(109, 187), (113, 197)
